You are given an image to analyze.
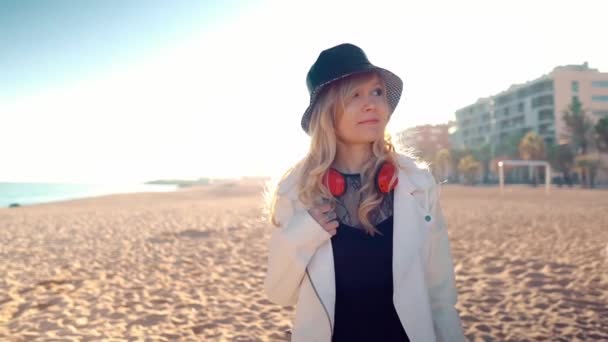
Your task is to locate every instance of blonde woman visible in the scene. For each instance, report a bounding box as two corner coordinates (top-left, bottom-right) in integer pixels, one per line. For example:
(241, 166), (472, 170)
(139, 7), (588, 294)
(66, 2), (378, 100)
(263, 43), (465, 342)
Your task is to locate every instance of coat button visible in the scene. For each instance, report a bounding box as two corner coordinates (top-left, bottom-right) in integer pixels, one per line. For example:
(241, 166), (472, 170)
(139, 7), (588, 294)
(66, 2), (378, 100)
(425, 215), (432, 222)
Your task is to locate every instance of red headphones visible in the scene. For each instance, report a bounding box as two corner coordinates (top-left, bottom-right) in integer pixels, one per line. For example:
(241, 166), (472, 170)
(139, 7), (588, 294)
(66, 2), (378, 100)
(322, 162), (398, 197)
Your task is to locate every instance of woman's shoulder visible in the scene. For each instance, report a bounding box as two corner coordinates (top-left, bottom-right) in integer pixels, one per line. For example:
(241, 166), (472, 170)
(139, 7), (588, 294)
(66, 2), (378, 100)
(276, 166), (302, 199)
(395, 152), (436, 186)
(263, 162), (304, 228)
(266, 161), (305, 202)
(395, 152), (428, 171)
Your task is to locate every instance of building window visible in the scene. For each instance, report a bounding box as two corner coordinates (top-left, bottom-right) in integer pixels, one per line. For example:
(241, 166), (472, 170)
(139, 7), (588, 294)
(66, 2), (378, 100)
(572, 95), (579, 104)
(496, 94), (513, 105)
(518, 102), (524, 112)
(531, 95), (554, 108)
(538, 109), (554, 121)
(592, 95), (608, 102)
(529, 80), (554, 95)
(538, 123), (554, 134)
(504, 107), (510, 116)
(571, 81), (579, 92)
(592, 81), (608, 88)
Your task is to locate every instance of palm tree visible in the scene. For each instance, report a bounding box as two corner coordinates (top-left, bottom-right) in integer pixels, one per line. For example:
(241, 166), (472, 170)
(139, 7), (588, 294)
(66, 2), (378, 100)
(433, 148), (451, 182)
(575, 155), (603, 188)
(449, 148), (471, 184)
(496, 130), (528, 158)
(493, 131), (528, 183)
(546, 143), (575, 186)
(561, 97), (595, 187)
(458, 155), (481, 185)
(518, 131), (547, 185)
(561, 97), (595, 153)
(471, 143), (493, 184)
(595, 117), (608, 152)
(519, 131), (546, 160)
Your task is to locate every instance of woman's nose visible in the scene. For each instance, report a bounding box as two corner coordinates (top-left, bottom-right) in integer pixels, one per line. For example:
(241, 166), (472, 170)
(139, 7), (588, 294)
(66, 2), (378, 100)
(362, 95), (377, 111)
(363, 95), (376, 111)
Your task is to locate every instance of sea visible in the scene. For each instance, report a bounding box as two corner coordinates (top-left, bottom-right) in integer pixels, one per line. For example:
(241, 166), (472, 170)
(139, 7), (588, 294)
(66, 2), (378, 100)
(0, 182), (178, 208)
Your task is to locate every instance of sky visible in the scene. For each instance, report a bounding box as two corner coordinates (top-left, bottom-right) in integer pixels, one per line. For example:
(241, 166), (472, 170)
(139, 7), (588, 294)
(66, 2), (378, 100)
(1, 0), (608, 183)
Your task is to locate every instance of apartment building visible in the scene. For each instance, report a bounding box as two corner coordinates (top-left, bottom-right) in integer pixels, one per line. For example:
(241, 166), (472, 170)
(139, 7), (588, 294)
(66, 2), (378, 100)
(452, 62), (608, 150)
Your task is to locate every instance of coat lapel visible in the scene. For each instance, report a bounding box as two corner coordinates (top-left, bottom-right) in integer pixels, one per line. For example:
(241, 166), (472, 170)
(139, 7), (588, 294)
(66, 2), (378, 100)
(393, 165), (432, 290)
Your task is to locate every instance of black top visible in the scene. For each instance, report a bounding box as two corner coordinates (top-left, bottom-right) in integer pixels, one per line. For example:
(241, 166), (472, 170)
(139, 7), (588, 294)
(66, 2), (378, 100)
(330, 214), (410, 342)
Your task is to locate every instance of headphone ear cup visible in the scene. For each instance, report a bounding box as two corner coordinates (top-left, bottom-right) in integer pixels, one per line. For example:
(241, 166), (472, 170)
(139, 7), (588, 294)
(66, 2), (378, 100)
(323, 168), (346, 197)
(376, 162), (398, 193)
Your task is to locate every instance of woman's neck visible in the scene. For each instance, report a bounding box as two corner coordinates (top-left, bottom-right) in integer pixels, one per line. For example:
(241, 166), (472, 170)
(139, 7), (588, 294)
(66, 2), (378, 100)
(332, 142), (373, 174)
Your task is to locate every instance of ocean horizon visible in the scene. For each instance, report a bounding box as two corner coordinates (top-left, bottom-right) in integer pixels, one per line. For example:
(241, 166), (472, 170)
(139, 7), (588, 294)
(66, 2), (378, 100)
(0, 182), (178, 208)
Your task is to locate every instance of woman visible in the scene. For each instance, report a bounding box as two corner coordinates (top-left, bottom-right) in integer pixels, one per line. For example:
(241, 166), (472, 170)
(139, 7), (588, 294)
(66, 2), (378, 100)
(263, 43), (465, 342)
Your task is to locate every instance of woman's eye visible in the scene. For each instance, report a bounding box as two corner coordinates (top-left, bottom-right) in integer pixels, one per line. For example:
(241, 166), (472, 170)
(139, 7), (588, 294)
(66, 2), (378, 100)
(373, 88), (384, 96)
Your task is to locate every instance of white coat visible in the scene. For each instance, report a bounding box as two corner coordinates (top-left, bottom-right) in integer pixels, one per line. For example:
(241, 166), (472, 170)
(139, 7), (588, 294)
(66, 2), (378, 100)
(264, 153), (466, 342)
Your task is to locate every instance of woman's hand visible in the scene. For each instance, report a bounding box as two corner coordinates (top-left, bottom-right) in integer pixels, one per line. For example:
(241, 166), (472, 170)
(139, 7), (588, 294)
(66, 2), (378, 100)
(307, 202), (339, 236)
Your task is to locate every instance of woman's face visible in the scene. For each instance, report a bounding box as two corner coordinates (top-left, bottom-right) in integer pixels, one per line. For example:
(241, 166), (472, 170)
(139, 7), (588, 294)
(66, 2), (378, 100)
(334, 73), (389, 145)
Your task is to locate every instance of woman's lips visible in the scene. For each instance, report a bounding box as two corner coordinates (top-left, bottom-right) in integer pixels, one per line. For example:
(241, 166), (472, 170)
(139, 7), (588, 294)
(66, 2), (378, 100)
(358, 119), (379, 124)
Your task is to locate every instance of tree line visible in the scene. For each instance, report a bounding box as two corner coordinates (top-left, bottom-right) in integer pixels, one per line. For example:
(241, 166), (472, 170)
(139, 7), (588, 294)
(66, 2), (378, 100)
(427, 98), (608, 188)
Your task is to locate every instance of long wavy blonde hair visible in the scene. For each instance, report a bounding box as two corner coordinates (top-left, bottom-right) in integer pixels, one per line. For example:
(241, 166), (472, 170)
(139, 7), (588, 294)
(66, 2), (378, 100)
(265, 71), (408, 236)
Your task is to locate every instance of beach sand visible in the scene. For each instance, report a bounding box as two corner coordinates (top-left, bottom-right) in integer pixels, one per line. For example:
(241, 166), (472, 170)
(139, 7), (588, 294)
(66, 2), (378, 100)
(1, 181), (607, 341)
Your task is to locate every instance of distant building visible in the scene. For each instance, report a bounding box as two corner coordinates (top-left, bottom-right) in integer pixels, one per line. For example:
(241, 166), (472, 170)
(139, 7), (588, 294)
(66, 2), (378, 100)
(452, 62), (608, 149)
(398, 122), (452, 160)
(451, 62), (608, 184)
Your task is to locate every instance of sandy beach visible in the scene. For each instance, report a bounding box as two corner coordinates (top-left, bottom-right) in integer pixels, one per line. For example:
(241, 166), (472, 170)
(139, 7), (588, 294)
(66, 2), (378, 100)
(1, 181), (607, 341)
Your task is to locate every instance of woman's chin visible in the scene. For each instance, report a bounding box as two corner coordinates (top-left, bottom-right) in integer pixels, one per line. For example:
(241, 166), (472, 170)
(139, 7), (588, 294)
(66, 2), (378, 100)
(338, 128), (386, 144)
(343, 136), (383, 145)
(357, 130), (385, 142)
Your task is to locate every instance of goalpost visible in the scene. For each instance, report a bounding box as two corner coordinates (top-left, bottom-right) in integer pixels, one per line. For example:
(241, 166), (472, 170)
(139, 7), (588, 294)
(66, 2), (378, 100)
(497, 160), (552, 195)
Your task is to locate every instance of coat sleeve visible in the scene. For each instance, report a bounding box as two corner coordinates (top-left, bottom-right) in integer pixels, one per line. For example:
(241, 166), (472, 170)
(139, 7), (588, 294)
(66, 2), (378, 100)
(424, 173), (466, 342)
(263, 194), (333, 306)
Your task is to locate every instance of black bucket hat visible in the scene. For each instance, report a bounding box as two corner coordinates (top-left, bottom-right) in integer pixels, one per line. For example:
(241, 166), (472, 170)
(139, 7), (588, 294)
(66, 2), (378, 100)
(301, 43), (403, 134)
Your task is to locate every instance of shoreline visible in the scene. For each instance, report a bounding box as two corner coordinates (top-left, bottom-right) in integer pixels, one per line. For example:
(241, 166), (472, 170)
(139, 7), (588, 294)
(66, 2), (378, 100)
(0, 182), (179, 209)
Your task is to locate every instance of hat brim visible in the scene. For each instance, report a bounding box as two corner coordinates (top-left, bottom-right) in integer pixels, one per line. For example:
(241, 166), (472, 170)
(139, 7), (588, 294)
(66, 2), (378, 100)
(301, 66), (403, 134)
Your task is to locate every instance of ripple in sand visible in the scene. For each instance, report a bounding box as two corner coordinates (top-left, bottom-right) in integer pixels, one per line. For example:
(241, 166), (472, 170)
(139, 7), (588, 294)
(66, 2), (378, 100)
(127, 314), (167, 327)
(177, 229), (211, 239)
(191, 323), (217, 335)
(146, 237), (173, 244)
(509, 268), (526, 276)
(525, 279), (546, 287)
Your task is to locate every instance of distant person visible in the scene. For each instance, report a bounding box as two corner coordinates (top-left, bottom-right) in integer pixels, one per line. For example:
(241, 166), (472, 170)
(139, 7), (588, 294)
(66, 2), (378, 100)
(555, 175), (563, 187)
(263, 43), (465, 342)
(564, 172), (573, 187)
